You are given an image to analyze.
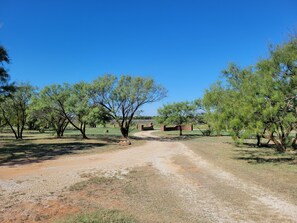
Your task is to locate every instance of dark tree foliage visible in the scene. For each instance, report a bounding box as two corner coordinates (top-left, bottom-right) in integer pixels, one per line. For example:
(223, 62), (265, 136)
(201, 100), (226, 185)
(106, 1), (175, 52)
(0, 46), (14, 98)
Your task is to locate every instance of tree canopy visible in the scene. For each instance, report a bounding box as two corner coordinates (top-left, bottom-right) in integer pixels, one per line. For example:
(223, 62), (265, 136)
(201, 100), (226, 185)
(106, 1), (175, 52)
(0, 83), (35, 139)
(157, 101), (195, 136)
(203, 36), (297, 151)
(0, 46), (14, 98)
(89, 75), (167, 138)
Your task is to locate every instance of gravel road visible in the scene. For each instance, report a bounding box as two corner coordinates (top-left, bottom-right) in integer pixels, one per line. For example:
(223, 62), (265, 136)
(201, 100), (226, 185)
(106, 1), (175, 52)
(1, 130), (297, 222)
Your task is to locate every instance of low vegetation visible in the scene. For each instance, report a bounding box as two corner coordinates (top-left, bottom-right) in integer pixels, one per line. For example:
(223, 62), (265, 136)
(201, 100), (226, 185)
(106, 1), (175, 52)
(57, 209), (138, 223)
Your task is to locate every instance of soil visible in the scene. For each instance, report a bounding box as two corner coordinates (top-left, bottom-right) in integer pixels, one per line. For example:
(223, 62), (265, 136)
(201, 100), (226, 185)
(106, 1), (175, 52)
(1, 131), (297, 222)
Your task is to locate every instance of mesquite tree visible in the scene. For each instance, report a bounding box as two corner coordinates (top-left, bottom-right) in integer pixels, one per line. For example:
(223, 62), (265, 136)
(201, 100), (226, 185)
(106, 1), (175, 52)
(0, 84), (35, 139)
(64, 82), (110, 138)
(29, 95), (69, 137)
(89, 75), (167, 139)
(38, 83), (89, 138)
(0, 46), (15, 98)
(157, 101), (195, 136)
(203, 36), (297, 151)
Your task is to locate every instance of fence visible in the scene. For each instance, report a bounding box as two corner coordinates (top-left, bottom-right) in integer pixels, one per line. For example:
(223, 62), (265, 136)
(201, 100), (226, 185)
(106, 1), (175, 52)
(160, 124), (193, 131)
(137, 123), (154, 131)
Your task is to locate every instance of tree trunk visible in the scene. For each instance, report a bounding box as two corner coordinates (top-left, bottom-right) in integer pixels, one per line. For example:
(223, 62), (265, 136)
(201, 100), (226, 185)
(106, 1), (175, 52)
(56, 127), (63, 138)
(1, 108), (19, 139)
(179, 126), (183, 136)
(271, 136), (286, 152)
(292, 134), (297, 149)
(10, 124), (19, 139)
(17, 122), (20, 139)
(58, 100), (88, 139)
(197, 125), (206, 136)
(120, 127), (129, 138)
(56, 120), (66, 138)
(256, 134), (261, 147)
(79, 123), (88, 139)
(61, 120), (69, 137)
(262, 131), (286, 151)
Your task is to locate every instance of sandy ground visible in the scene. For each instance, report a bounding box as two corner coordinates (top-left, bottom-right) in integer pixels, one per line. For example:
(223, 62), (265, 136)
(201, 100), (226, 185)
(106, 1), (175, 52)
(1, 131), (297, 222)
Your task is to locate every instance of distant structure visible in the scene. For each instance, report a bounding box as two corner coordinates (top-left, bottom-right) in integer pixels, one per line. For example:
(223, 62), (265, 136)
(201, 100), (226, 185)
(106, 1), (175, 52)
(137, 123), (154, 131)
(161, 124), (193, 131)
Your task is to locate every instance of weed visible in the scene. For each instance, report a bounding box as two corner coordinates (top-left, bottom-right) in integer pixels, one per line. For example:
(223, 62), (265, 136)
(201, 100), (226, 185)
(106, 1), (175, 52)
(69, 181), (89, 191)
(69, 176), (116, 191)
(56, 209), (138, 223)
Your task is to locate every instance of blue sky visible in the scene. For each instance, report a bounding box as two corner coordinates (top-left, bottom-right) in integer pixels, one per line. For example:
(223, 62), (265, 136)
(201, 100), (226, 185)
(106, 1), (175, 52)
(1, 0), (297, 115)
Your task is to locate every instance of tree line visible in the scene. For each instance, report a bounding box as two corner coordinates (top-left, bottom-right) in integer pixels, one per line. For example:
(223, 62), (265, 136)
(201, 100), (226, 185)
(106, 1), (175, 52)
(2, 35), (296, 151)
(0, 46), (167, 140)
(157, 36), (297, 152)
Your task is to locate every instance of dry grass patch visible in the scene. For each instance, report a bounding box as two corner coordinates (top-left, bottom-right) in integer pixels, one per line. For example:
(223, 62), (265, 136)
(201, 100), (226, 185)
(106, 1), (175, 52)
(0, 166), (190, 223)
(54, 166), (193, 223)
(56, 209), (138, 223)
(184, 136), (297, 204)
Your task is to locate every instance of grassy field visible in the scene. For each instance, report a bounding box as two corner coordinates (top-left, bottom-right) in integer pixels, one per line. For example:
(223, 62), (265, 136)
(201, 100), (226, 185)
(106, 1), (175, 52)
(54, 133), (297, 222)
(51, 166), (193, 223)
(57, 209), (138, 223)
(1, 129), (297, 222)
(175, 134), (297, 205)
(0, 126), (141, 166)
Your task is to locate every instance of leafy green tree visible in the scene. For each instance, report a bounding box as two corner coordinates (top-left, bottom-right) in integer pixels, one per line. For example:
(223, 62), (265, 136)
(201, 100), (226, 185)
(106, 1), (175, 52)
(157, 101), (195, 136)
(0, 46), (15, 98)
(254, 37), (297, 151)
(222, 64), (256, 141)
(86, 106), (111, 128)
(89, 75), (167, 139)
(64, 82), (110, 138)
(203, 36), (297, 151)
(63, 82), (90, 139)
(203, 82), (235, 136)
(35, 83), (109, 138)
(0, 83), (35, 139)
(37, 83), (87, 138)
(37, 84), (73, 137)
(29, 95), (69, 137)
(192, 99), (213, 136)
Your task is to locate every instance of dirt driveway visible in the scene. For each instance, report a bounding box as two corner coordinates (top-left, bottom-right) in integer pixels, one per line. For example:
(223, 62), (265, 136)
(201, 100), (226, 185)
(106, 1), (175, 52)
(1, 131), (297, 222)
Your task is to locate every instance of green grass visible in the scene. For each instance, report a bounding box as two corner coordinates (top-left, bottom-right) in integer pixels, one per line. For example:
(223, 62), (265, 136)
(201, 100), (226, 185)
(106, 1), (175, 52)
(233, 146), (297, 166)
(56, 209), (138, 223)
(0, 125), (139, 140)
(0, 139), (109, 166)
(63, 127), (123, 137)
(154, 129), (201, 136)
(153, 127), (230, 138)
(0, 126), (142, 166)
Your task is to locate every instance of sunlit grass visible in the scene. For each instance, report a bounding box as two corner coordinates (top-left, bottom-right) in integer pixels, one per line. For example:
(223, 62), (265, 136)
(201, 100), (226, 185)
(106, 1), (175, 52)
(56, 209), (138, 223)
(0, 126), (142, 166)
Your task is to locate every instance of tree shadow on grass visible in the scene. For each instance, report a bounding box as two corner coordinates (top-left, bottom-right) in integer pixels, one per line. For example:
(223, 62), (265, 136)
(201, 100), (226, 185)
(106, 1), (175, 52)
(0, 141), (107, 166)
(233, 147), (297, 164)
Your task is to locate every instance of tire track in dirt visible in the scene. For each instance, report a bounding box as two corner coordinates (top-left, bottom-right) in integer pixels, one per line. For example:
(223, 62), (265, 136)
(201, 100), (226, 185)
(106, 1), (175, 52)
(0, 132), (186, 201)
(137, 131), (297, 222)
(182, 148), (297, 222)
(1, 130), (297, 222)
